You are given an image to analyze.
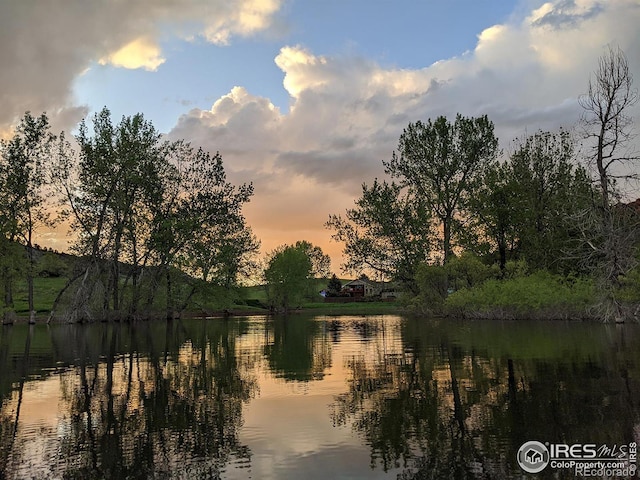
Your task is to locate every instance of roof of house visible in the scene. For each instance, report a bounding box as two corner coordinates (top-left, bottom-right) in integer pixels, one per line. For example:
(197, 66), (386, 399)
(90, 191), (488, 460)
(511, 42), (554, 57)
(343, 279), (374, 287)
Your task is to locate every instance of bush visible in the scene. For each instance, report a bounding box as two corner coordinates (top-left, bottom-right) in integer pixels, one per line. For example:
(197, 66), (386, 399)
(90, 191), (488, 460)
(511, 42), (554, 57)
(413, 263), (448, 312)
(445, 270), (594, 319)
(446, 253), (493, 290)
(37, 251), (70, 277)
(412, 254), (492, 313)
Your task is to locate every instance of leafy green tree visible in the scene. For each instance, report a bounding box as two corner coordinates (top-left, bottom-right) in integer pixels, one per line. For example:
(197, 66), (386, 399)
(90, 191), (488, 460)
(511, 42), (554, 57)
(327, 274), (342, 296)
(384, 115), (499, 264)
(445, 252), (492, 290)
(263, 241), (329, 311)
(0, 112), (56, 323)
(413, 253), (492, 312)
(54, 108), (166, 318)
(293, 240), (330, 278)
(185, 219), (260, 289)
(509, 130), (592, 271)
(413, 263), (449, 311)
(470, 130), (593, 273)
(52, 108), (256, 321)
(466, 160), (520, 272)
(147, 142), (255, 318)
(327, 179), (432, 294)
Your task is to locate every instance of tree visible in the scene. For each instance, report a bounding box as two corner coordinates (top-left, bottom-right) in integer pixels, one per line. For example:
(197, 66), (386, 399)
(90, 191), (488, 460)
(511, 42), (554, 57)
(293, 240), (331, 278)
(264, 243), (313, 312)
(0, 112), (56, 323)
(263, 241), (329, 312)
(327, 274), (342, 296)
(578, 46), (639, 320)
(509, 130), (593, 272)
(466, 160), (520, 272)
(51, 108), (256, 321)
(384, 115), (499, 264)
(580, 46), (638, 219)
(53, 108), (166, 319)
(147, 143), (255, 318)
(469, 130), (593, 273)
(184, 219), (260, 289)
(326, 179), (432, 294)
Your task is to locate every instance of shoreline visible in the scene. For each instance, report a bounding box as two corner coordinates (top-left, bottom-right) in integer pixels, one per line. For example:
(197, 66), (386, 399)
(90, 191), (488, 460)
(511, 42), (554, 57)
(4, 303), (635, 324)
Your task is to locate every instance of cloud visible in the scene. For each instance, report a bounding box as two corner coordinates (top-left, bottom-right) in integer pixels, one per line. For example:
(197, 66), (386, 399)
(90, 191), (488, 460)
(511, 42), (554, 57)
(0, 0), (286, 131)
(5, 0), (639, 265)
(531, 0), (604, 28)
(170, 86), (283, 174)
(203, 0), (284, 45)
(99, 38), (165, 71)
(166, 0), (640, 259)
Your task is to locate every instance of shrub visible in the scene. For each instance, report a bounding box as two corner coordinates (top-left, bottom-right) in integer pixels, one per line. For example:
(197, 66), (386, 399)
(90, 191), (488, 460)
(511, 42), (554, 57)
(413, 263), (448, 312)
(445, 270), (594, 318)
(446, 252), (493, 290)
(37, 251), (70, 277)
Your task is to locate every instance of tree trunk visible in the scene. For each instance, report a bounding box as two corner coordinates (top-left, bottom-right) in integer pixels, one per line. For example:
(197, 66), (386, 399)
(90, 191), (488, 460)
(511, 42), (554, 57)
(443, 216), (452, 264)
(112, 227), (123, 312)
(166, 268), (176, 320)
(3, 270), (15, 325)
(130, 240), (140, 316)
(498, 231), (507, 274)
(26, 239), (36, 324)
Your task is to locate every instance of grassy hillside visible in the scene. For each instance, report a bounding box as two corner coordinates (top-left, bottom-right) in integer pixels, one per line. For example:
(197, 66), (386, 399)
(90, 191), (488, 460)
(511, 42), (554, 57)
(4, 249), (399, 319)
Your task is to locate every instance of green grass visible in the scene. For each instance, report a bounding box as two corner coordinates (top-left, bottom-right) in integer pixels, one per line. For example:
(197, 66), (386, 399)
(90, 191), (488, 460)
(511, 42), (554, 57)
(8, 275), (260, 317)
(6, 275), (397, 318)
(240, 284), (268, 302)
(11, 276), (68, 313)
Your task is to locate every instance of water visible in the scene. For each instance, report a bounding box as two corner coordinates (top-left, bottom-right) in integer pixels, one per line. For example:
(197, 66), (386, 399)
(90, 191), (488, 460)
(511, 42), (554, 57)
(0, 315), (639, 479)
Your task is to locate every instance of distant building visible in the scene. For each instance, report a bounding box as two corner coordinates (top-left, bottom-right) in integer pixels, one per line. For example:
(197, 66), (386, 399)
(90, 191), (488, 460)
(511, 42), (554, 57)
(341, 278), (378, 297)
(324, 278), (400, 302)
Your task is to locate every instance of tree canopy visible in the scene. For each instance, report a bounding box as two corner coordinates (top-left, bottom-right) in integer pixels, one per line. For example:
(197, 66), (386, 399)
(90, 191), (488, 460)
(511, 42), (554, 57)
(264, 241), (329, 312)
(50, 107), (256, 321)
(326, 179), (432, 293)
(0, 112), (56, 322)
(384, 114), (499, 264)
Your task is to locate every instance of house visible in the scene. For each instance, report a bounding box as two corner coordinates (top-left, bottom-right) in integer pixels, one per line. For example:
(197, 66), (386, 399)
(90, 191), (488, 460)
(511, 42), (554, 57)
(341, 278), (379, 298)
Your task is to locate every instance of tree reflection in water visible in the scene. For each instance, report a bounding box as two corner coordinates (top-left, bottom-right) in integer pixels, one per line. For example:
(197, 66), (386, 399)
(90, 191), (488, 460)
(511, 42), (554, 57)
(1, 317), (640, 480)
(264, 317), (332, 382)
(331, 319), (640, 479)
(0, 320), (259, 480)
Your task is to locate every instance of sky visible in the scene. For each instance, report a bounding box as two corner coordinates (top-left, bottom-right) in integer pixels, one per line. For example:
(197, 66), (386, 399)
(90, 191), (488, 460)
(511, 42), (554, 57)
(2, 0), (640, 274)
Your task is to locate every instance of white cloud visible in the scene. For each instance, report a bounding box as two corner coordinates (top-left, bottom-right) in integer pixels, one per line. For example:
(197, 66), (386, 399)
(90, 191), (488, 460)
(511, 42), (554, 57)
(99, 38), (165, 71)
(0, 0), (286, 131)
(166, 0), (640, 257)
(204, 0), (283, 45)
(3, 0), (639, 260)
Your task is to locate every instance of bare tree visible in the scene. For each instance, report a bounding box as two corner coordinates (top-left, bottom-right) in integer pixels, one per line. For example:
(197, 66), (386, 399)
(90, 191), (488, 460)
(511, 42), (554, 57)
(580, 46), (639, 209)
(579, 46), (640, 321)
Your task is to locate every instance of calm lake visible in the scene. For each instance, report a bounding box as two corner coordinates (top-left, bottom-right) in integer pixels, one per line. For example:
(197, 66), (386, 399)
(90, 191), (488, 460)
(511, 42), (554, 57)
(1, 315), (639, 479)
